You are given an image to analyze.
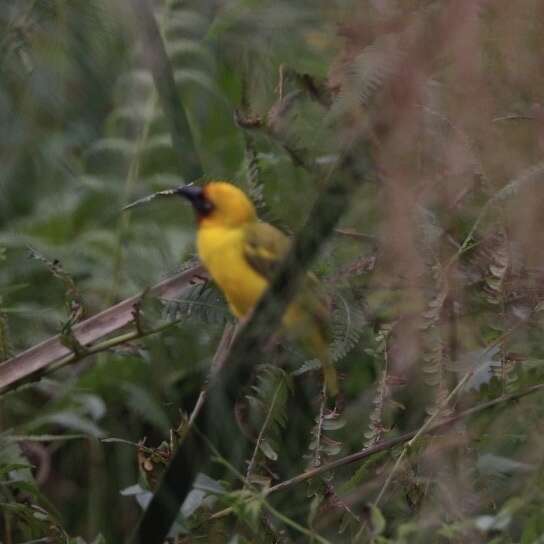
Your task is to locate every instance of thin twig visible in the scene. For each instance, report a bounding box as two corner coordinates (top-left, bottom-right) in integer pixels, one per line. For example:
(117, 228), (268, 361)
(313, 383), (328, 468)
(53, 319), (181, 371)
(334, 228), (376, 242)
(246, 378), (285, 482)
(492, 114), (535, 123)
(177, 323), (236, 444)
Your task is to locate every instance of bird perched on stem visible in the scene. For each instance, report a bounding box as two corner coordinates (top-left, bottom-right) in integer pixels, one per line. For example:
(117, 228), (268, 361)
(126, 181), (338, 396)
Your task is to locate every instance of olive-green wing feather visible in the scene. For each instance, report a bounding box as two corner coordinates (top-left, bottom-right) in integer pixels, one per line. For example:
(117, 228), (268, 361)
(243, 221), (329, 340)
(243, 222), (337, 396)
(243, 222), (291, 281)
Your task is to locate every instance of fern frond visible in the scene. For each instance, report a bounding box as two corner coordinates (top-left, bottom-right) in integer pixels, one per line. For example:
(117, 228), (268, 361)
(245, 365), (292, 484)
(473, 231), (519, 393)
(329, 293), (366, 363)
(417, 205), (453, 417)
(27, 247), (84, 324)
(305, 387), (346, 533)
(364, 333), (389, 448)
(240, 133), (287, 231)
(479, 232), (510, 306)
(308, 395), (345, 468)
(325, 254), (376, 287)
(293, 292), (365, 380)
(330, 33), (403, 122)
(164, 282), (229, 325)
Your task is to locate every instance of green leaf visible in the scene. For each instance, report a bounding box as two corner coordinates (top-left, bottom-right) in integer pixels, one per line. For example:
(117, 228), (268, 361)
(259, 439), (278, 461)
(370, 504), (386, 536)
(477, 453), (535, 476)
(6, 434), (87, 442)
(28, 412), (105, 438)
(122, 383), (171, 433)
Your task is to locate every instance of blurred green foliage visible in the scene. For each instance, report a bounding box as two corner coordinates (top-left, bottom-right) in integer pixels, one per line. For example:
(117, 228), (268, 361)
(2, 0), (544, 542)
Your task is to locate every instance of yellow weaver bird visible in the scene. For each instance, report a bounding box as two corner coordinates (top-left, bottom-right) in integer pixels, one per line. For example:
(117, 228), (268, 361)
(128, 181), (338, 396)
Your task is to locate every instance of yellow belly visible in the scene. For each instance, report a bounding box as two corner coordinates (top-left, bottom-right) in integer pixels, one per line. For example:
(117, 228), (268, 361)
(197, 227), (268, 317)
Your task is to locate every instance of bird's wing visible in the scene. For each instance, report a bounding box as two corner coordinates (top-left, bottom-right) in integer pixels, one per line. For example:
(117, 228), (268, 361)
(243, 222), (291, 281)
(244, 222), (336, 395)
(243, 221), (329, 337)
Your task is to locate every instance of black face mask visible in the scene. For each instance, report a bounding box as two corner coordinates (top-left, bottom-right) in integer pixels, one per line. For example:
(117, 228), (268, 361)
(177, 185), (214, 216)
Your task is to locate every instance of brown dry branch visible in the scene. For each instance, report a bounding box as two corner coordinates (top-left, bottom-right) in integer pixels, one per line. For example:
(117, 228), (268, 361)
(333, 228), (376, 242)
(0, 264), (206, 393)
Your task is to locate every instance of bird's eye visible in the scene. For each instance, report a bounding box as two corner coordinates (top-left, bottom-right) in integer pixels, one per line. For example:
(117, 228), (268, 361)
(176, 184), (215, 216)
(195, 195), (214, 216)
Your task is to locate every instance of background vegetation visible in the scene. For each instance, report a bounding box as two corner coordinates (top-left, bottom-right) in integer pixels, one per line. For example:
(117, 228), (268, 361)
(2, 0), (544, 542)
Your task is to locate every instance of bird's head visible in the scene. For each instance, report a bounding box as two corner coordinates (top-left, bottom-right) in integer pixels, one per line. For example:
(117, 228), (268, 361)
(178, 181), (257, 228)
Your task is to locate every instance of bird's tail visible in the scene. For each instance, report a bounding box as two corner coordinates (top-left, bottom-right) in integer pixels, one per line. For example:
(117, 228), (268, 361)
(311, 330), (338, 398)
(322, 360), (339, 398)
(285, 304), (339, 397)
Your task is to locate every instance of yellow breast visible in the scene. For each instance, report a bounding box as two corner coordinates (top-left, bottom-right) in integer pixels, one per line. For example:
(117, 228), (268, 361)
(197, 226), (268, 317)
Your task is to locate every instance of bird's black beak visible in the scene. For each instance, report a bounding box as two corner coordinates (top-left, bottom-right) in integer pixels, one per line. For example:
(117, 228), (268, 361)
(176, 184), (203, 202)
(176, 184), (214, 216)
(123, 183), (214, 216)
